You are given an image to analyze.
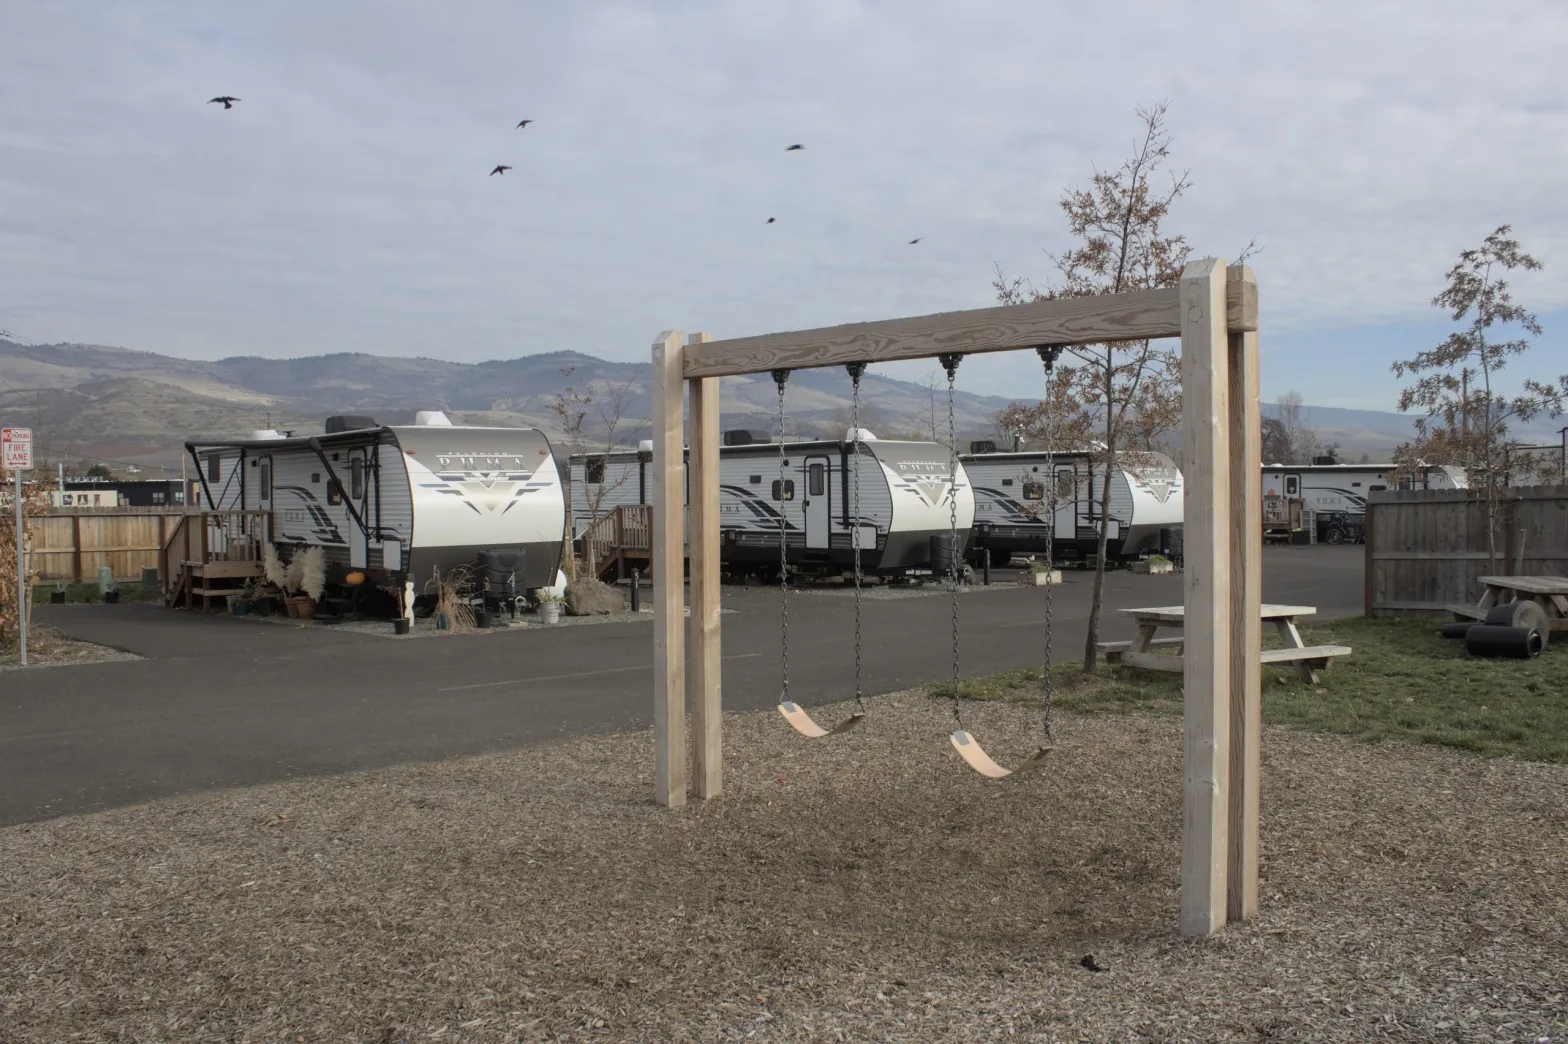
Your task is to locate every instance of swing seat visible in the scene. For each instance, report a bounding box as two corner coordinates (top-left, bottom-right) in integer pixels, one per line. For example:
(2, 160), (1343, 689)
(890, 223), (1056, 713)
(950, 730), (1052, 779)
(778, 701), (865, 738)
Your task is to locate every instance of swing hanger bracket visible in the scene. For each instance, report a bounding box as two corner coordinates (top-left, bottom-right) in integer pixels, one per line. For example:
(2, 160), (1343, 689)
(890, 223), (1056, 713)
(771, 368), (790, 391)
(844, 361), (868, 382)
(1035, 345), (1065, 371)
(937, 353), (963, 379)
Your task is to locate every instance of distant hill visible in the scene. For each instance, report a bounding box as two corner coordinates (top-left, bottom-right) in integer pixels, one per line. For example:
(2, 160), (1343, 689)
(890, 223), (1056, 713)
(1, 337), (1557, 473)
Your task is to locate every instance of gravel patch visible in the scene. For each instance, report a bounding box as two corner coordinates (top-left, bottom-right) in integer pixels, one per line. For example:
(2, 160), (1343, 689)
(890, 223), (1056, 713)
(2, 698), (1564, 1042)
(0, 625), (142, 670)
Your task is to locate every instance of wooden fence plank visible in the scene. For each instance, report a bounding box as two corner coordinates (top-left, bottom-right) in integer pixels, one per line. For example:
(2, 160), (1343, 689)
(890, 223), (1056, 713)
(1367, 486), (1568, 614)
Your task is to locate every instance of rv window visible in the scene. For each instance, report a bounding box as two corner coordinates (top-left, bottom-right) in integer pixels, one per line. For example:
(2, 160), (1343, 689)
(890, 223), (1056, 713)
(174, 490), (185, 504)
(327, 479), (343, 506)
(1056, 472), (1075, 500)
(808, 462), (826, 497)
(1022, 480), (1044, 501)
(259, 461), (271, 499)
(206, 453), (221, 482)
(584, 456), (607, 484)
(350, 456), (364, 500)
(1001, 478), (1013, 487)
(152, 492), (166, 505)
(771, 479), (795, 501)
(1351, 482), (1361, 488)
(1369, 485), (1387, 492)
(750, 475), (762, 485)
(1285, 476), (1299, 496)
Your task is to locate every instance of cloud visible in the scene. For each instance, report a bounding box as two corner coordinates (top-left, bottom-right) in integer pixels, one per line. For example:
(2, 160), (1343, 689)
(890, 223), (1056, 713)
(1, 0), (1564, 411)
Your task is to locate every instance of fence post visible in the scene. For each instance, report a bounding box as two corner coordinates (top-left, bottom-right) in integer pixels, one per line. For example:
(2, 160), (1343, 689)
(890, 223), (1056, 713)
(72, 514), (83, 584)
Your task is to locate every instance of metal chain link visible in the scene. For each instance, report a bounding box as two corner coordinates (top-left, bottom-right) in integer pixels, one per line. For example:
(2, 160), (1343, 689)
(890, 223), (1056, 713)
(773, 368), (790, 703)
(846, 362), (868, 714)
(939, 354), (964, 728)
(1037, 346), (1063, 748)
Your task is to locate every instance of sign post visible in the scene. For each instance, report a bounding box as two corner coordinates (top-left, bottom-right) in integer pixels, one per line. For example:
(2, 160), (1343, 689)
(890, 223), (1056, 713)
(2, 427), (33, 667)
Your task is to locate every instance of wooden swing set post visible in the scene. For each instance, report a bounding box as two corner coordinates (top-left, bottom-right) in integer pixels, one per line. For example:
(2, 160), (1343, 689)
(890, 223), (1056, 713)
(649, 261), (1262, 937)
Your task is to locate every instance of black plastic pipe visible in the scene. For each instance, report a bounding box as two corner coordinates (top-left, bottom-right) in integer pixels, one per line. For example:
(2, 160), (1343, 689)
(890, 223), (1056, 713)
(1465, 625), (1543, 659)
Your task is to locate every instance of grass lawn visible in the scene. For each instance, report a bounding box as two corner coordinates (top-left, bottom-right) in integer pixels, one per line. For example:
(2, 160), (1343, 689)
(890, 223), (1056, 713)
(29, 581), (161, 604)
(935, 615), (1568, 763)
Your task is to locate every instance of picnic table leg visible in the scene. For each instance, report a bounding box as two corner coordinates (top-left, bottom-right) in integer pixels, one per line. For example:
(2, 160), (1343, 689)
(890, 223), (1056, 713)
(1274, 617), (1317, 684)
(1121, 622), (1161, 679)
(1476, 586), (1498, 614)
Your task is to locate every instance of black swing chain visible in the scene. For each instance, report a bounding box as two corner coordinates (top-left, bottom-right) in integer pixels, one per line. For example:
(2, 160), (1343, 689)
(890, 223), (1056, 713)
(773, 368), (790, 704)
(1037, 345), (1064, 749)
(846, 361), (869, 715)
(938, 353), (964, 728)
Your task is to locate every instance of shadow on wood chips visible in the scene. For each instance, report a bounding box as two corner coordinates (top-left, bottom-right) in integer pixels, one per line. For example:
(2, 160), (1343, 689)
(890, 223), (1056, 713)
(2, 697), (1565, 1042)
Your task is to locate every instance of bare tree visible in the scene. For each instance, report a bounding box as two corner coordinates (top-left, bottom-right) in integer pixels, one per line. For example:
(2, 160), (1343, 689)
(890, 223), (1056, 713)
(1392, 225), (1565, 567)
(548, 367), (638, 582)
(992, 102), (1192, 673)
(1260, 416), (1292, 465)
(1274, 390), (1319, 464)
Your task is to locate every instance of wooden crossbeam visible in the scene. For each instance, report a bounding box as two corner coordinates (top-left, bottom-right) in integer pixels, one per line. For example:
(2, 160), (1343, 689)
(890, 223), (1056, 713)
(681, 280), (1257, 379)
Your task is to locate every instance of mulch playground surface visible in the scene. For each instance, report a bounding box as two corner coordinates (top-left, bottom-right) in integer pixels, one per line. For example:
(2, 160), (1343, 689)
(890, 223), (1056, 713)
(3, 696), (1565, 1042)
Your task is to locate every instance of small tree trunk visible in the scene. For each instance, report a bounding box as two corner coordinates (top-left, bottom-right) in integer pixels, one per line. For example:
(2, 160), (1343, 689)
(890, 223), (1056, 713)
(1082, 466), (1116, 673)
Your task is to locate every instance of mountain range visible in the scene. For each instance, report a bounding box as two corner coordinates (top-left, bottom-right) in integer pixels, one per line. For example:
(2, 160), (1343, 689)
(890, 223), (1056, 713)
(1, 337), (1557, 474)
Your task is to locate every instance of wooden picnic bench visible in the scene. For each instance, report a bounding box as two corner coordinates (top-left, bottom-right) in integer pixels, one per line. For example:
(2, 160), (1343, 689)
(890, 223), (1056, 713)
(1112, 603), (1352, 684)
(1446, 575), (1568, 635)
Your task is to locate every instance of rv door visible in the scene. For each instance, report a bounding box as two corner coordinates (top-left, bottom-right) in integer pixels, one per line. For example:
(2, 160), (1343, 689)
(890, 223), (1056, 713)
(804, 455), (831, 550)
(347, 449), (368, 569)
(258, 455), (273, 514)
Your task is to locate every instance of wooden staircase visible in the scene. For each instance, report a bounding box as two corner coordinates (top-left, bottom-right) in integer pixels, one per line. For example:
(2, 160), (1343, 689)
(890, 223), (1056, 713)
(161, 511), (270, 611)
(584, 505), (654, 582)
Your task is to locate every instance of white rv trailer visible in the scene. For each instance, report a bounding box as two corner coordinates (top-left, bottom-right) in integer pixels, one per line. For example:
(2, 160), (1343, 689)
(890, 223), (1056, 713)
(187, 413), (566, 591)
(960, 450), (1184, 566)
(1261, 463), (1466, 520)
(567, 431), (975, 578)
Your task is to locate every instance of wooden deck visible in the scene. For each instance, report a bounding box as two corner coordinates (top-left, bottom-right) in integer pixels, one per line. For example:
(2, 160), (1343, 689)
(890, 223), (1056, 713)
(161, 511), (270, 611)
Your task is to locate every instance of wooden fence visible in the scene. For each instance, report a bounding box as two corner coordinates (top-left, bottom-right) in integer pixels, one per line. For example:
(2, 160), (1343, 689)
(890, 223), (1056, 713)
(1365, 485), (1568, 616)
(30, 512), (186, 583)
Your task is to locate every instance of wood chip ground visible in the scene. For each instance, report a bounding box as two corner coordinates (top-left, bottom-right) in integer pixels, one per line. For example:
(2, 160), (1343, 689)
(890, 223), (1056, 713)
(2, 697), (1565, 1042)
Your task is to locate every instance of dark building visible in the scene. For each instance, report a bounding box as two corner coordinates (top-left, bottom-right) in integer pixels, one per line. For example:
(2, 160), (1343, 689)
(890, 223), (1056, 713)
(59, 478), (192, 508)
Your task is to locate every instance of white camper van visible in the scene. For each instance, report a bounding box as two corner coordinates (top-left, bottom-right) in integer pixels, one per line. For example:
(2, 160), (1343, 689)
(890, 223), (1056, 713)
(568, 430), (975, 578)
(960, 449), (1184, 566)
(1261, 462), (1466, 518)
(187, 413), (566, 591)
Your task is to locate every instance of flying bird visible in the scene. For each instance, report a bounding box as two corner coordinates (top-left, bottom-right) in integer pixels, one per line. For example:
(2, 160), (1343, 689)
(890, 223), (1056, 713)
(908, 238), (922, 245)
(208, 96), (240, 109)
(515, 119), (533, 129)
(767, 217), (776, 224)
(786, 144), (804, 151)
(490, 165), (512, 176)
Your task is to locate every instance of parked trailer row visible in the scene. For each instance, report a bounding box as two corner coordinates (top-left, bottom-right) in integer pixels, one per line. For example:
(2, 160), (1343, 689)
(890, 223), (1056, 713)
(568, 432), (974, 579)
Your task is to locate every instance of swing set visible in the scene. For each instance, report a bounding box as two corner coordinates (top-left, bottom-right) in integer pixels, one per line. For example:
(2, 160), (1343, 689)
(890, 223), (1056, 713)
(650, 259), (1263, 937)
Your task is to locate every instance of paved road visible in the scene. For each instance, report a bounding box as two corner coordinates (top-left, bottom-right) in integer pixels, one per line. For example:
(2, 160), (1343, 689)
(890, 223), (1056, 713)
(1, 546), (1364, 825)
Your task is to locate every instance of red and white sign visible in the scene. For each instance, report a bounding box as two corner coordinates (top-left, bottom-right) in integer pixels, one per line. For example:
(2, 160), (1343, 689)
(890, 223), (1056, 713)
(2, 427), (33, 470)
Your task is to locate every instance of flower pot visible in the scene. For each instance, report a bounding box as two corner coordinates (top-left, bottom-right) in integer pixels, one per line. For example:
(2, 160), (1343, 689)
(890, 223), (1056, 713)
(50, 591), (65, 604)
(104, 590), (120, 604)
(393, 618), (411, 636)
(475, 609), (491, 629)
(539, 601), (561, 625)
(435, 612), (450, 632)
(284, 598), (300, 618)
(293, 597), (316, 620)
(230, 602), (249, 617)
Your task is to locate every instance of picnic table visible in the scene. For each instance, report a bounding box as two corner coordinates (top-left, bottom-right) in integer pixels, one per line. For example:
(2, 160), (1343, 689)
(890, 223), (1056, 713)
(1102, 604), (1352, 684)
(1447, 575), (1568, 635)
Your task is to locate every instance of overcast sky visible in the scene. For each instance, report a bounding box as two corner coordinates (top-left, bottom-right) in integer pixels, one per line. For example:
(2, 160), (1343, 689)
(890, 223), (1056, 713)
(2, 0), (1565, 409)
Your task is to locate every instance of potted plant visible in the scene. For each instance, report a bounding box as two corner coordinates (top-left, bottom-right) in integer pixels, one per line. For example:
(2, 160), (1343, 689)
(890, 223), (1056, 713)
(278, 547), (325, 619)
(536, 590), (563, 625)
(227, 590), (250, 616)
(1018, 558), (1062, 587)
